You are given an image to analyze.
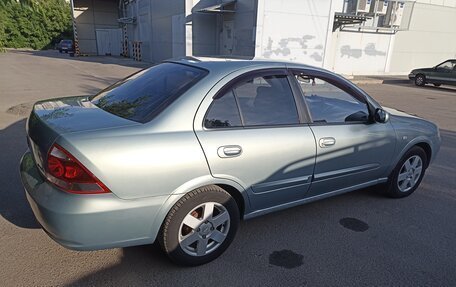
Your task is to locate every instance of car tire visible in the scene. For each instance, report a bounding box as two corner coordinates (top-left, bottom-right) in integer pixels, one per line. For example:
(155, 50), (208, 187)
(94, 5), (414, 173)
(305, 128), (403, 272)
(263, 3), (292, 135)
(59, 49), (62, 53)
(385, 146), (427, 198)
(433, 83), (441, 87)
(414, 74), (426, 86)
(159, 185), (240, 266)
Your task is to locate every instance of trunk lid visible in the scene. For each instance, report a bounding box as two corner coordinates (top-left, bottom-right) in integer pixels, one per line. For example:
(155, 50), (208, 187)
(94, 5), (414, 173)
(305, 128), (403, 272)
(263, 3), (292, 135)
(27, 96), (138, 174)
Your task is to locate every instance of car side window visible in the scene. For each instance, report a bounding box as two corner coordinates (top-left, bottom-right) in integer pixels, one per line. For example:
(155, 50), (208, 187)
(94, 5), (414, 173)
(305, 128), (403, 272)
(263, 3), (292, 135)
(205, 90), (242, 128)
(233, 75), (299, 126)
(204, 74), (300, 128)
(436, 61), (455, 71)
(295, 74), (369, 124)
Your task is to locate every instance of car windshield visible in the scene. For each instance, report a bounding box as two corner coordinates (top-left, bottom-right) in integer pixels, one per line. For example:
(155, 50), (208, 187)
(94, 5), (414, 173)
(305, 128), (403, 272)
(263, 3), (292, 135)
(91, 63), (208, 123)
(436, 61), (456, 71)
(61, 40), (72, 44)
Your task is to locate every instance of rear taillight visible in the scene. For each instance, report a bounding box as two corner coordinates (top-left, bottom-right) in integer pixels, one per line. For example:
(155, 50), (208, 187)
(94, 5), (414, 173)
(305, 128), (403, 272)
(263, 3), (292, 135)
(46, 144), (110, 194)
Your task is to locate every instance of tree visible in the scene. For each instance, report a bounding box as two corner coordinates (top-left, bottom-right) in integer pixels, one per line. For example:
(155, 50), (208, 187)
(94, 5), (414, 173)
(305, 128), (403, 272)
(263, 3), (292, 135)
(0, 0), (72, 51)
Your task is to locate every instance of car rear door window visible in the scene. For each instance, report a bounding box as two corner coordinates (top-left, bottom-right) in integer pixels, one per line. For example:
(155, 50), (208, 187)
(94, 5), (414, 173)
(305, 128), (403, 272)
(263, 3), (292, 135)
(234, 75), (299, 126)
(91, 63), (208, 123)
(205, 90), (242, 128)
(204, 74), (300, 128)
(294, 74), (369, 123)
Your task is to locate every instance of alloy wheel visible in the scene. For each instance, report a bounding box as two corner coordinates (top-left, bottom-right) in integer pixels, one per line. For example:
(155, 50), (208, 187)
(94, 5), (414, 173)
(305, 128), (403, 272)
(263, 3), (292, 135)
(178, 202), (230, 256)
(415, 75), (425, 86)
(397, 155), (423, 192)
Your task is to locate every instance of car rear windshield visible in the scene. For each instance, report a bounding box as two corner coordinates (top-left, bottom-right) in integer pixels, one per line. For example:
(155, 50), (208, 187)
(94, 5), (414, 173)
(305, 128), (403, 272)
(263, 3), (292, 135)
(91, 62), (208, 123)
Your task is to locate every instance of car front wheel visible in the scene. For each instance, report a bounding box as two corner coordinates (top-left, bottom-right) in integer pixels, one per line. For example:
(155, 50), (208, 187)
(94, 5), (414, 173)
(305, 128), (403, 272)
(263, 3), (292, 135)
(159, 186), (240, 266)
(385, 146), (427, 198)
(414, 74), (426, 86)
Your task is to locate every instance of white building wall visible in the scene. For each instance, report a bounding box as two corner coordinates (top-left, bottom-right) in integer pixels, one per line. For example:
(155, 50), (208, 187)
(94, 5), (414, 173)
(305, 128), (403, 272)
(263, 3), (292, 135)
(388, 1), (456, 74)
(255, 0), (335, 67)
(328, 31), (393, 75)
(119, 0), (456, 74)
(254, 0), (456, 75)
(326, 0), (456, 75)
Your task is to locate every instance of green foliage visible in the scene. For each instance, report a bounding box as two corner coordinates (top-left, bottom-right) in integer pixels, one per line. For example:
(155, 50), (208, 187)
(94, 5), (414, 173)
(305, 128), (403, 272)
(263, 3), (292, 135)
(0, 0), (73, 50)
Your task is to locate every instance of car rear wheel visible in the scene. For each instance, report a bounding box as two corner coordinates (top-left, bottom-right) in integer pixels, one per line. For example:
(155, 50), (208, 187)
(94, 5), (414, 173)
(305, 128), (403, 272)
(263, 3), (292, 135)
(385, 146), (427, 198)
(159, 185), (240, 266)
(414, 74), (426, 86)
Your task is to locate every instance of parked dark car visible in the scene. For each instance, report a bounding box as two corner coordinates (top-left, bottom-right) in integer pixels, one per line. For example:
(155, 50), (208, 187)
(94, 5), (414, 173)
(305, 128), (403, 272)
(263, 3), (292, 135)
(57, 39), (74, 53)
(409, 59), (456, 87)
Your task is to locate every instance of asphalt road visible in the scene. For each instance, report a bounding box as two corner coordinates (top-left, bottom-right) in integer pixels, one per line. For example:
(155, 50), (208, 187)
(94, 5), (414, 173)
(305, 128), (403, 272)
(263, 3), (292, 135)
(1, 50), (455, 286)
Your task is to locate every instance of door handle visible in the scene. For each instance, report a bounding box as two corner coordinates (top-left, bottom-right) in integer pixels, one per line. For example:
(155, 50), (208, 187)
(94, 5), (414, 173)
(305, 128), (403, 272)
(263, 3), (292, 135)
(217, 145), (242, 158)
(319, 137), (336, 148)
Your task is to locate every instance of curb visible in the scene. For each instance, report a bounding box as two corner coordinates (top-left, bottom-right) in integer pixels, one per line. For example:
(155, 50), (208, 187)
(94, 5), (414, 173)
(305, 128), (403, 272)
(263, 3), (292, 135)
(351, 79), (412, 85)
(351, 79), (384, 85)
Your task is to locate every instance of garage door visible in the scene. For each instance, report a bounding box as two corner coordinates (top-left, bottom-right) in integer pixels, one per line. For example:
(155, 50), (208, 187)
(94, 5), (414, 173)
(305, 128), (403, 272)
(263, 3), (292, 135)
(96, 29), (122, 56)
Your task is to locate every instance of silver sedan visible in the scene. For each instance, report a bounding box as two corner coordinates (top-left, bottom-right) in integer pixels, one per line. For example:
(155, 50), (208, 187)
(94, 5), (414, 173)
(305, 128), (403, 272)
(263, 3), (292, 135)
(20, 58), (441, 266)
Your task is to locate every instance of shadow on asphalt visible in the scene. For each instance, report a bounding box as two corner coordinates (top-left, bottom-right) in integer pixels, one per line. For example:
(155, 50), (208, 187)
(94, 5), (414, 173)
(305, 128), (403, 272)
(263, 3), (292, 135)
(62, 191), (399, 285)
(65, 189), (390, 286)
(0, 110), (456, 286)
(65, 130), (455, 286)
(1, 115), (454, 285)
(0, 119), (40, 228)
(381, 80), (456, 93)
(75, 73), (123, 96)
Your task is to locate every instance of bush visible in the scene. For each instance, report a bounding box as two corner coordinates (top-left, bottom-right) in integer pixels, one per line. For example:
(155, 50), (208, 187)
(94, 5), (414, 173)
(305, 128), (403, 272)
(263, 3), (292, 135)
(0, 0), (73, 50)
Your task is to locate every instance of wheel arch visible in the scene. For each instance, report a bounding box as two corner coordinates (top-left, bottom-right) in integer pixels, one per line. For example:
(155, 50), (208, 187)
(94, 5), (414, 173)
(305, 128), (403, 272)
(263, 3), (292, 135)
(214, 184), (246, 219)
(401, 139), (432, 166)
(150, 177), (249, 242)
(415, 142), (432, 168)
(387, 137), (433, 177)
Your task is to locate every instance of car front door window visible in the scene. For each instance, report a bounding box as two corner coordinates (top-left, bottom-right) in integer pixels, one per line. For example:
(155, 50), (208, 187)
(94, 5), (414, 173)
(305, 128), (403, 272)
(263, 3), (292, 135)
(294, 75), (369, 124)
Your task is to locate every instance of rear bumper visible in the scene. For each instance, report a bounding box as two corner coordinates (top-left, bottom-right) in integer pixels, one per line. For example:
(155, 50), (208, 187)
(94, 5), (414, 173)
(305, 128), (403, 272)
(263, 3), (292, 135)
(408, 74), (415, 80)
(20, 151), (168, 251)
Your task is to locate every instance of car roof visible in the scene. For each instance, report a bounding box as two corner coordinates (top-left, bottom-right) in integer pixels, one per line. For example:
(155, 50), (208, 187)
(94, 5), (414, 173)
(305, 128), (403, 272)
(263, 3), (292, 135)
(167, 56), (318, 74)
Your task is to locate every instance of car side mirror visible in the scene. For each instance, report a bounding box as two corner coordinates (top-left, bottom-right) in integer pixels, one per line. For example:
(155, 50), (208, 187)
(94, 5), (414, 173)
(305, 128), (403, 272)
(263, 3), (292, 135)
(374, 108), (389, 123)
